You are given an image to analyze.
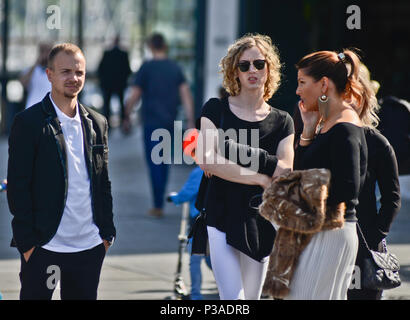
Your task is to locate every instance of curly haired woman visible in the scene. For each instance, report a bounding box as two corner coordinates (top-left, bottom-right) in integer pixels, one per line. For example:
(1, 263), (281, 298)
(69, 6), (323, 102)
(194, 34), (294, 300)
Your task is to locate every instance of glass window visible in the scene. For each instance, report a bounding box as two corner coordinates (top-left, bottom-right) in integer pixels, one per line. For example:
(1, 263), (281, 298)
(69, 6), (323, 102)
(150, 0), (196, 84)
(8, 0), (79, 72)
(83, 0), (143, 72)
(3, 0), (197, 115)
(0, 0), (4, 67)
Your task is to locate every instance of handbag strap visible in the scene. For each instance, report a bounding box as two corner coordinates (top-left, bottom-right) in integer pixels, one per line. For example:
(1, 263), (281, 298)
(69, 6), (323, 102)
(357, 222), (389, 253)
(356, 222), (372, 251)
(249, 194), (263, 210)
(200, 178), (211, 217)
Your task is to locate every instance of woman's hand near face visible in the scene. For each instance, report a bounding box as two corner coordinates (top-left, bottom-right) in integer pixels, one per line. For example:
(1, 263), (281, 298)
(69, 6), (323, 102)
(298, 100), (321, 137)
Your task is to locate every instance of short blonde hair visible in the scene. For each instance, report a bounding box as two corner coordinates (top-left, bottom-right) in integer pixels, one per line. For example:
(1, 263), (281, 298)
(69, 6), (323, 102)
(219, 33), (282, 101)
(48, 43), (85, 69)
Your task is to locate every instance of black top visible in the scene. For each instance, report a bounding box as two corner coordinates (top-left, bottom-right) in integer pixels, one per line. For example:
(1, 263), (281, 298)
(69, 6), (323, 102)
(294, 122), (368, 222)
(356, 128), (401, 249)
(132, 59), (186, 127)
(223, 138), (279, 176)
(98, 46), (132, 90)
(196, 97), (294, 261)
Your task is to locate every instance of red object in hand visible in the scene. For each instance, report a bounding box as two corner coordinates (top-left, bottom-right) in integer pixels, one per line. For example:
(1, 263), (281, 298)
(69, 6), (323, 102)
(183, 129), (199, 158)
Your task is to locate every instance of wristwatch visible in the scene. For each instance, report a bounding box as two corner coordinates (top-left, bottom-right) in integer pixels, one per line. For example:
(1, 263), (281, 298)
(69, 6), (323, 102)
(104, 236), (115, 247)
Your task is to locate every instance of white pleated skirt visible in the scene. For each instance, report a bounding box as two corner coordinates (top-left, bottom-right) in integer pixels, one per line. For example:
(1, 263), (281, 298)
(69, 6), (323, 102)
(285, 222), (358, 300)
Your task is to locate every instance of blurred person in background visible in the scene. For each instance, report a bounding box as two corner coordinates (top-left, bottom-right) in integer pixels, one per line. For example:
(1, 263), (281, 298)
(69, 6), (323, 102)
(19, 42), (52, 109)
(97, 35), (132, 131)
(124, 33), (195, 218)
(377, 95), (410, 201)
(347, 64), (401, 300)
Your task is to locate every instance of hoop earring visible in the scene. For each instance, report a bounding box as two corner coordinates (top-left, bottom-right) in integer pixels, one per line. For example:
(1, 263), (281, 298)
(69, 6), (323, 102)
(318, 94), (329, 119)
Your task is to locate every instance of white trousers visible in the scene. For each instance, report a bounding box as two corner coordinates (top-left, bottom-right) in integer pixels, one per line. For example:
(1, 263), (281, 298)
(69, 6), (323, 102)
(207, 226), (269, 300)
(286, 222), (358, 300)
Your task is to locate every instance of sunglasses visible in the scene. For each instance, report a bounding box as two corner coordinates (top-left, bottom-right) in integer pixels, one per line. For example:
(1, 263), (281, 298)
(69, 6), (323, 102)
(238, 59), (266, 72)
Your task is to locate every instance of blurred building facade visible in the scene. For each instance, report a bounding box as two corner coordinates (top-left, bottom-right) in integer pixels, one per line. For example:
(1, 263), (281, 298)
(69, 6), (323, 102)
(0, 0), (196, 132)
(1, 0), (410, 133)
(236, 0), (410, 114)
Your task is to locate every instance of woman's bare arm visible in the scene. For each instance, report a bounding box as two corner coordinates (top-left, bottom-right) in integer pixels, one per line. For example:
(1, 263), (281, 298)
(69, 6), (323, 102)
(273, 134), (294, 178)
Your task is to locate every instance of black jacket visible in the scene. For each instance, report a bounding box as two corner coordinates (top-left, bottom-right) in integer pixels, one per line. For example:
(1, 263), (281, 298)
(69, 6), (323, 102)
(7, 94), (116, 255)
(356, 128), (401, 249)
(97, 46), (131, 91)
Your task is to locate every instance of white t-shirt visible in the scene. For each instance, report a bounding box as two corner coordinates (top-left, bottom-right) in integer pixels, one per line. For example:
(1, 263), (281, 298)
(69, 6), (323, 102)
(25, 65), (52, 109)
(42, 94), (102, 252)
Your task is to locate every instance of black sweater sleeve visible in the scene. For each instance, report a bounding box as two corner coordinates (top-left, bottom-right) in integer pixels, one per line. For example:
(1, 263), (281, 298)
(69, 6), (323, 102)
(375, 137), (401, 235)
(222, 139), (278, 176)
(327, 126), (363, 220)
(293, 145), (308, 170)
(220, 111), (293, 176)
(7, 113), (38, 254)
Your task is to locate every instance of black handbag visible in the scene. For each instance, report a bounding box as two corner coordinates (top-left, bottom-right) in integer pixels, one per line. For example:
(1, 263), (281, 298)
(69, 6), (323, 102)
(188, 177), (211, 256)
(357, 224), (401, 290)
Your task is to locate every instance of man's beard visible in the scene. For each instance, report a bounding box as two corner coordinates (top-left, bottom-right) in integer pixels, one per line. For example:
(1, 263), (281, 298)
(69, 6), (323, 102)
(63, 85), (81, 99)
(64, 92), (77, 99)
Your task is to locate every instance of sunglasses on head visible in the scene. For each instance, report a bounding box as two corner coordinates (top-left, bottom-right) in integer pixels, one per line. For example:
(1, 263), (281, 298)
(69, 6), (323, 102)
(238, 59), (266, 72)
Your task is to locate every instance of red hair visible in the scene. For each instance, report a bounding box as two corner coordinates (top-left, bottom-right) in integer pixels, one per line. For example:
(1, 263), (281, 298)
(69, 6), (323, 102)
(296, 49), (377, 126)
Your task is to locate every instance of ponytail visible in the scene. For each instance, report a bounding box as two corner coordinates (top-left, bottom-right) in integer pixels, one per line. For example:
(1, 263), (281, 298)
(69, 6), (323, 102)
(343, 49), (380, 128)
(296, 48), (380, 128)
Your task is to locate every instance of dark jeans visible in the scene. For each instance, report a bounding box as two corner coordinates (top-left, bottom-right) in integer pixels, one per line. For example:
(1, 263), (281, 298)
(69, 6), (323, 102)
(19, 243), (106, 300)
(143, 125), (173, 209)
(102, 88), (126, 127)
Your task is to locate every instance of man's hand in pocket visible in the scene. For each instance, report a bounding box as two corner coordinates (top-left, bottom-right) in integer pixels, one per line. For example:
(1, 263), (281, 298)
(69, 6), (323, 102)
(23, 247), (35, 262)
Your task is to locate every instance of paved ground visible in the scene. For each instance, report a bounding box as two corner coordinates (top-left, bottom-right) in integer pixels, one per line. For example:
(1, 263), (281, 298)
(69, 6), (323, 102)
(0, 125), (409, 300)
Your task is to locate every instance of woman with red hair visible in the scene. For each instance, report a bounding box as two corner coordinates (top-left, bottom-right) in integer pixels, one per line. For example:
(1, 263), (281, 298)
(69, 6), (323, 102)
(290, 49), (372, 299)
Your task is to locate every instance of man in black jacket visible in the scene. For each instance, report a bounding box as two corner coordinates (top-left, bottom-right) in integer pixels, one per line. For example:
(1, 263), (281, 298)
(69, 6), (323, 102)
(7, 43), (116, 300)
